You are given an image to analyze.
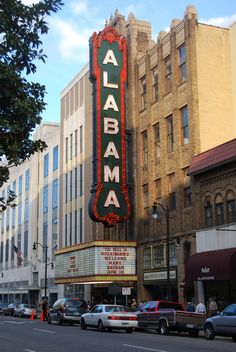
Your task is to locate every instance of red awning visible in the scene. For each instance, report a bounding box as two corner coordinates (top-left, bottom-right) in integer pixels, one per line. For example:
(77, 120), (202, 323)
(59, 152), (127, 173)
(185, 248), (236, 282)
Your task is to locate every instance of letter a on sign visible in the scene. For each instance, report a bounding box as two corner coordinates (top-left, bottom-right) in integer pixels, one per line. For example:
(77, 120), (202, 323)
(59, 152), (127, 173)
(89, 26), (131, 226)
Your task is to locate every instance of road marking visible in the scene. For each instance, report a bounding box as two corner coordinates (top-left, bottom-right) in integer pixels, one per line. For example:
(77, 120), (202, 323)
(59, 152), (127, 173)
(2, 321), (23, 324)
(25, 349), (36, 352)
(32, 328), (56, 334)
(123, 345), (168, 352)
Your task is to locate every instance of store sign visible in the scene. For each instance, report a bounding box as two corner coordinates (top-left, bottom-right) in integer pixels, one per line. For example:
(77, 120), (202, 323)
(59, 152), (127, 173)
(55, 242), (137, 284)
(144, 270), (176, 281)
(89, 26), (131, 226)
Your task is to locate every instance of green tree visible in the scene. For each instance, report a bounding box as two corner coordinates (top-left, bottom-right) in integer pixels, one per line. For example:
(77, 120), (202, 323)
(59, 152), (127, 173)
(0, 0), (63, 192)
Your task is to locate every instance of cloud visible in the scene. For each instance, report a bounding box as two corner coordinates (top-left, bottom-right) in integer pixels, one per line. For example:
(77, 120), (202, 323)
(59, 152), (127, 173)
(70, 0), (88, 16)
(50, 18), (91, 63)
(200, 14), (236, 28)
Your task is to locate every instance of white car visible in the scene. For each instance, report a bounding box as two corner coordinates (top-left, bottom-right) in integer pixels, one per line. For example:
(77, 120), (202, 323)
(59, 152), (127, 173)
(81, 304), (137, 333)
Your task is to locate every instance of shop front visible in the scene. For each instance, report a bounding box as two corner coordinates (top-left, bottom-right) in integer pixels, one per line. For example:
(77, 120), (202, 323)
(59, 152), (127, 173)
(143, 267), (178, 302)
(185, 247), (236, 308)
(55, 241), (137, 306)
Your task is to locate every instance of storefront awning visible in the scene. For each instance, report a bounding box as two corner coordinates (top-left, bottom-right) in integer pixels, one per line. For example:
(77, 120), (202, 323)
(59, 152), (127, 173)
(185, 248), (236, 282)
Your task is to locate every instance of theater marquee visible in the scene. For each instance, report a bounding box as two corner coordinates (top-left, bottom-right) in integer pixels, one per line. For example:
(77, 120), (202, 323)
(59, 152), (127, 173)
(54, 241), (137, 284)
(89, 26), (131, 226)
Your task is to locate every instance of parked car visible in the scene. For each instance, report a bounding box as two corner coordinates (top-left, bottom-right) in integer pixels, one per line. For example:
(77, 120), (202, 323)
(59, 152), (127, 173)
(0, 303), (8, 314)
(2, 303), (17, 316)
(204, 303), (236, 342)
(48, 298), (87, 325)
(14, 304), (36, 318)
(80, 304), (138, 333)
(137, 300), (205, 337)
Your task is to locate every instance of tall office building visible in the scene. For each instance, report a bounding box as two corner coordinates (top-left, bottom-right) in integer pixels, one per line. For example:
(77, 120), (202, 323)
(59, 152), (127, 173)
(0, 123), (60, 305)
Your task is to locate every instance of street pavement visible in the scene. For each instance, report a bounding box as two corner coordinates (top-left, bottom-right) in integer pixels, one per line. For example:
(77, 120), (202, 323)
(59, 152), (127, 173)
(0, 315), (235, 352)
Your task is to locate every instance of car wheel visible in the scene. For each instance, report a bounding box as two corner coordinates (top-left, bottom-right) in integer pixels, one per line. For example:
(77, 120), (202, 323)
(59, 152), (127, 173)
(126, 328), (133, 333)
(232, 336), (236, 343)
(98, 320), (105, 332)
(80, 318), (87, 330)
(204, 324), (215, 340)
(158, 320), (169, 335)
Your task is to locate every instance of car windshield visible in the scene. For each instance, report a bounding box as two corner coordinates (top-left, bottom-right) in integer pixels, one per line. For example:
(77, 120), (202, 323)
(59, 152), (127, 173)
(105, 306), (126, 313)
(66, 300), (85, 308)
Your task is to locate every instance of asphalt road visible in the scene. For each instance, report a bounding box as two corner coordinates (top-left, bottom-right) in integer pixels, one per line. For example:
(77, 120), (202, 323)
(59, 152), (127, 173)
(0, 315), (235, 352)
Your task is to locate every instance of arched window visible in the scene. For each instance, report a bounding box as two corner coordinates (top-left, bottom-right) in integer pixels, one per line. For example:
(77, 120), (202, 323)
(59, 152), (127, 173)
(215, 193), (224, 226)
(204, 197), (213, 228)
(226, 190), (236, 223)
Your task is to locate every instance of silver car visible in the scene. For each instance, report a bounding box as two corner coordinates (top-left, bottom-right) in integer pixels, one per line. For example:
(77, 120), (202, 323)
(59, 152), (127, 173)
(204, 303), (236, 342)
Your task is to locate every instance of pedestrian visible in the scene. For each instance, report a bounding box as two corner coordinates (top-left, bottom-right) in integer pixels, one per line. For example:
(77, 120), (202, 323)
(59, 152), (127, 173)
(187, 301), (195, 312)
(131, 298), (137, 311)
(195, 301), (206, 314)
(42, 299), (48, 321)
(139, 300), (144, 311)
(208, 297), (218, 317)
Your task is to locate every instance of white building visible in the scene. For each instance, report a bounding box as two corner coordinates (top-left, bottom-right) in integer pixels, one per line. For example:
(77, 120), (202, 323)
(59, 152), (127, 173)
(0, 122), (60, 306)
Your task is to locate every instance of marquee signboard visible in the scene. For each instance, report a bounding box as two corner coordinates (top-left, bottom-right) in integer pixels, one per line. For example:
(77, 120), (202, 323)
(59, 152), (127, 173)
(54, 241), (137, 284)
(89, 26), (131, 226)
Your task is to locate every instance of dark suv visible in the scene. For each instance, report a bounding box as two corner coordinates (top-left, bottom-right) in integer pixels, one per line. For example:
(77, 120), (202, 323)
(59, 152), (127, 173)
(48, 298), (87, 325)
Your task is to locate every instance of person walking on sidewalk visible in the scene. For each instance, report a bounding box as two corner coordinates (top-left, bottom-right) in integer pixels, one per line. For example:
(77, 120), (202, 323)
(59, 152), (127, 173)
(42, 299), (48, 321)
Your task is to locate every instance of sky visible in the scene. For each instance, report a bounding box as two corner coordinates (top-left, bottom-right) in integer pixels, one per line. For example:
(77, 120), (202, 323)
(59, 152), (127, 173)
(22, 0), (236, 123)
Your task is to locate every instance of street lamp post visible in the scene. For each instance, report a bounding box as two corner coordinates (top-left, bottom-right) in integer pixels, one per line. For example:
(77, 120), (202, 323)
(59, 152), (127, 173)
(152, 201), (171, 301)
(33, 242), (48, 300)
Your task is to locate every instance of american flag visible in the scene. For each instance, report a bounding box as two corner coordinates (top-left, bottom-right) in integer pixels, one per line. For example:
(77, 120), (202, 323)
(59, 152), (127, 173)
(13, 244), (23, 267)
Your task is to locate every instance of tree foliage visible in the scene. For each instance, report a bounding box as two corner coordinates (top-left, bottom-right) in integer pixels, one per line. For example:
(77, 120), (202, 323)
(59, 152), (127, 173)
(0, 0), (63, 189)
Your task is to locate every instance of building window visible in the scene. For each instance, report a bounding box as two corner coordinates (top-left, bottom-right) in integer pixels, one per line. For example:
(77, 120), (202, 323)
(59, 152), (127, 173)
(70, 170), (73, 201)
(65, 137), (68, 163)
(74, 167), (77, 199)
(215, 193), (224, 226)
(75, 129), (78, 157)
(204, 197), (213, 228)
(183, 168), (191, 208)
(53, 145), (58, 171)
(65, 214), (67, 247)
(181, 106), (189, 145)
(25, 198), (29, 223)
(179, 45), (186, 82)
(143, 247), (151, 269)
(168, 173), (176, 211)
(165, 57), (171, 92)
(166, 115), (174, 153)
(70, 212), (72, 246)
(170, 242), (177, 266)
(24, 230), (28, 266)
(142, 130), (148, 166)
(79, 164), (83, 196)
(153, 245), (164, 268)
(65, 173), (68, 203)
(140, 76), (147, 110)
(143, 184), (149, 209)
(44, 153), (49, 177)
(153, 123), (160, 159)
(43, 222), (48, 262)
(226, 190), (236, 223)
(79, 208), (83, 243)
(152, 67), (158, 102)
(79, 125), (83, 153)
(19, 175), (23, 195)
(52, 179), (58, 209)
(74, 210), (77, 244)
(43, 185), (48, 213)
(25, 169), (30, 191)
(154, 178), (161, 200)
(70, 133), (73, 160)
